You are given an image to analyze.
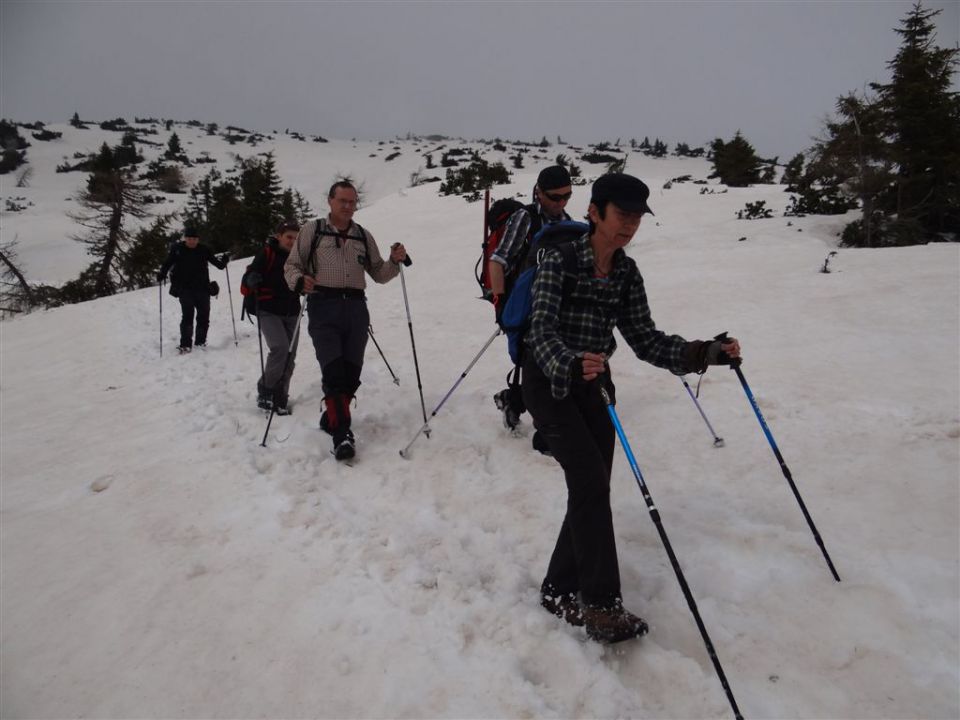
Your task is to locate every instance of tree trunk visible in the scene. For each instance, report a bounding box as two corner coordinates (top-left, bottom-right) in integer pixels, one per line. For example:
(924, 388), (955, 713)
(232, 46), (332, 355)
(0, 246), (35, 306)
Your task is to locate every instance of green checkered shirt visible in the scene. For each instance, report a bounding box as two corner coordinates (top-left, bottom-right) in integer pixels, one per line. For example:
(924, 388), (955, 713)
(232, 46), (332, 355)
(527, 234), (691, 399)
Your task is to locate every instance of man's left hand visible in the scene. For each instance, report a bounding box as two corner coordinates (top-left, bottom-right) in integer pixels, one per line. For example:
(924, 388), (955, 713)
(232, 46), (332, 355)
(390, 243), (407, 264)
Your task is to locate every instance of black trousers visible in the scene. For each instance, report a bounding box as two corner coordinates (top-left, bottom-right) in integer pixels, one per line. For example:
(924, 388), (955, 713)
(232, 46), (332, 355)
(306, 295), (369, 397)
(178, 289), (211, 348)
(522, 355), (621, 607)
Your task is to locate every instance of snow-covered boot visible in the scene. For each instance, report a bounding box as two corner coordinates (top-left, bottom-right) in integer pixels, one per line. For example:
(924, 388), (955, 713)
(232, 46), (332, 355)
(582, 601), (648, 644)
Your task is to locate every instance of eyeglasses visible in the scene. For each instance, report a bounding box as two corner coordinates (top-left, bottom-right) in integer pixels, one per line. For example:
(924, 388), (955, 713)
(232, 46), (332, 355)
(543, 191), (572, 203)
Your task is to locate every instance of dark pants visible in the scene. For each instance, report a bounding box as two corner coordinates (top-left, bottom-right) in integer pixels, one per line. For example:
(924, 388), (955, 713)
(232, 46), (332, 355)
(178, 288), (211, 348)
(522, 355), (620, 607)
(306, 295), (369, 400)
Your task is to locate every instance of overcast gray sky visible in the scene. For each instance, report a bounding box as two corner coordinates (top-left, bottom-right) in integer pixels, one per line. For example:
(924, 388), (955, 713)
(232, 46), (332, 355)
(2, 1), (957, 158)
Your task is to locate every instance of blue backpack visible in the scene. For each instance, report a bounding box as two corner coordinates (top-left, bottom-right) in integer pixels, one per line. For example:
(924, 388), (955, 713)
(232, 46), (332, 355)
(499, 220), (588, 364)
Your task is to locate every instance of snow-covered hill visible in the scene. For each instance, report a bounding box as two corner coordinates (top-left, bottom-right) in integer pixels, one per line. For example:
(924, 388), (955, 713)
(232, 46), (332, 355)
(1, 132), (958, 718)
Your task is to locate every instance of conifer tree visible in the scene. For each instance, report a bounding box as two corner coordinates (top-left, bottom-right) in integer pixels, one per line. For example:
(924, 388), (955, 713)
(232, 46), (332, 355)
(68, 143), (150, 298)
(710, 131), (762, 186)
(871, 1), (959, 239)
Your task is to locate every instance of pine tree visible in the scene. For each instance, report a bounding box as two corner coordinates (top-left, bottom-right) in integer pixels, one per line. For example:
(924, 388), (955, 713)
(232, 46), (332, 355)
(68, 143), (150, 298)
(871, 2), (959, 239)
(781, 153), (805, 188)
(165, 132), (182, 159)
(710, 131), (762, 186)
(70, 112), (83, 128)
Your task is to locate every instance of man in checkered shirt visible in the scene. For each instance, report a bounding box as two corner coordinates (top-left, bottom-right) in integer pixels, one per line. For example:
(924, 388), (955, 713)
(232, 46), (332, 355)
(285, 180), (407, 460)
(523, 173), (741, 644)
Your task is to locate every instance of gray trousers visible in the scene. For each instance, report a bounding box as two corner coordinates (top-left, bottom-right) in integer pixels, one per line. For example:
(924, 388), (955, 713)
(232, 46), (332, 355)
(258, 310), (300, 402)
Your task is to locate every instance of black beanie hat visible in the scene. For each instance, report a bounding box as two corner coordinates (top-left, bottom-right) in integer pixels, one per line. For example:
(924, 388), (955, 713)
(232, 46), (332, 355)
(183, 226), (199, 238)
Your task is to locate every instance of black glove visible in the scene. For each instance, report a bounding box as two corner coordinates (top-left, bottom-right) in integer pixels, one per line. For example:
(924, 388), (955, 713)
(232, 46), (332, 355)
(157, 272), (166, 282)
(219, 253), (230, 265)
(706, 340), (734, 366)
(245, 271), (262, 290)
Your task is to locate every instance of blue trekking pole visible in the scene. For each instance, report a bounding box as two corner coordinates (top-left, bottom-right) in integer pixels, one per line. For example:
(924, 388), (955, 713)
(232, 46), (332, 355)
(601, 386), (744, 720)
(680, 376), (724, 447)
(729, 354), (841, 582)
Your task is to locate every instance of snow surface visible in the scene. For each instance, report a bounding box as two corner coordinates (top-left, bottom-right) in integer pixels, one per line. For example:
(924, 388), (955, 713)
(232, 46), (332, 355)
(1, 124), (958, 719)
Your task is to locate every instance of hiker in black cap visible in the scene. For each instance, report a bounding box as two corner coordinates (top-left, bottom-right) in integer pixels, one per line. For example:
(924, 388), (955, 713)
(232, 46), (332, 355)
(488, 164), (574, 450)
(157, 227), (229, 353)
(522, 172), (741, 643)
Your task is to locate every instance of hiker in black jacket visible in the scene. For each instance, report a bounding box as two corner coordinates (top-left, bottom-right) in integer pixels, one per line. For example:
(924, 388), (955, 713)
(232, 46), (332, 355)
(157, 227), (228, 353)
(244, 222), (302, 414)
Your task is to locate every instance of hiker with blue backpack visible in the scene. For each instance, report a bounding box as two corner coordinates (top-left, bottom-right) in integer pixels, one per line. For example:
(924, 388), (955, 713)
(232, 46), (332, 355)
(486, 165), (573, 453)
(284, 181), (408, 461)
(241, 221), (303, 416)
(519, 173), (741, 643)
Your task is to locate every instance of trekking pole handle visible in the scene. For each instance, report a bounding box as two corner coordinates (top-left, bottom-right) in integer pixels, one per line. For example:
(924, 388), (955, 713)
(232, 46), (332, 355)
(714, 331), (742, 369)
(392, 243), (412, 267)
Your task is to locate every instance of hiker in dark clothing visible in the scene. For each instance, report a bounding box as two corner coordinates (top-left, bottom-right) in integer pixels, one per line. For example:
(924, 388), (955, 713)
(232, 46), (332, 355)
(157, 227), (229, 353)
(284, 181), (407, 460)
(244, 221), (303, 415)
(488, 165), (573, 453)
(523, 173), (741, 644)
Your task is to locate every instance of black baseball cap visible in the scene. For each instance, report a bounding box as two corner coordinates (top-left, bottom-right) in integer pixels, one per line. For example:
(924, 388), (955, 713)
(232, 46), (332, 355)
(537, 165), (572, 191)
(590, 173), (654, 216)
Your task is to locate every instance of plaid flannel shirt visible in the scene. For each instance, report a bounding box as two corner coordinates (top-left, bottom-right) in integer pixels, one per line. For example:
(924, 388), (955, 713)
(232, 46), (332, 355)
(490, 202), (570, 274)
(526, 234), (692, 399)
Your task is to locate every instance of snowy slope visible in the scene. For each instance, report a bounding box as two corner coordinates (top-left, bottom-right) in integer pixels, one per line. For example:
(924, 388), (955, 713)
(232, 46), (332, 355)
(1, 146), (959, 719)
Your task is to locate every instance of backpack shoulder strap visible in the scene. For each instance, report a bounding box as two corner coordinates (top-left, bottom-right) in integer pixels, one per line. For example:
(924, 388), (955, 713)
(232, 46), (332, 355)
(557, 241), (579, 299)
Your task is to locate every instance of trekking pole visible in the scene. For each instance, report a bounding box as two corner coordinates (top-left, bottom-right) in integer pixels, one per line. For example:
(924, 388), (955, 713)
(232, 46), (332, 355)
(224, 263), (238, 346)
(397, 252), (430, 437)
(400, 327), (501, 458)
(730, 356), (841, 582)
(260, 297), (306, 447)
(256, 306), (265, 382)
(367, 324), (400, 385)
(680, 376), (724, 447)
(601, 386), (744, 720)
(159, 280), (164, 358)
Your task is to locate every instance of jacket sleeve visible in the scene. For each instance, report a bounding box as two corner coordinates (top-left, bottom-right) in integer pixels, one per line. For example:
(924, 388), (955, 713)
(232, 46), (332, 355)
(362, 229), (400, 284)
(159, 245), (178, 276)
(284, 221), (315, 291)
(526, 249), (579, 399)
(206, 246), (227, 270)
(491, 209), (531, 269)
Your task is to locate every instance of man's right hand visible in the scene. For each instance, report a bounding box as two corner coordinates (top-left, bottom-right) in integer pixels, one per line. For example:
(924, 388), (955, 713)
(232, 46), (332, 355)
(301, 275), (316, 294)
(157, 272), (166, 282)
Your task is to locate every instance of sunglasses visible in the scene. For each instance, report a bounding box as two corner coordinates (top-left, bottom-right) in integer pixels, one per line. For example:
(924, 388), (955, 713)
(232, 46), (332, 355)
(543, 191), (573, 202)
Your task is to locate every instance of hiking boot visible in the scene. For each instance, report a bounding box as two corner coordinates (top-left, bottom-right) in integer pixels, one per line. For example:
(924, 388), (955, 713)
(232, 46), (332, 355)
(541, 592), (585, 627)
(333, 429), (356, 461)
(494, 389), (521, 430)
(257, 396), (273, 411)
(532, 431), (553, 456)
(177, 345), (192, 354)
(274, 403), (292, 416)
(582, 601), (649, 644)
